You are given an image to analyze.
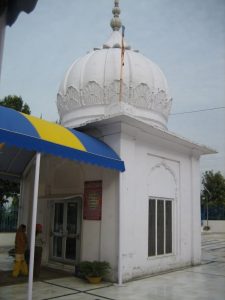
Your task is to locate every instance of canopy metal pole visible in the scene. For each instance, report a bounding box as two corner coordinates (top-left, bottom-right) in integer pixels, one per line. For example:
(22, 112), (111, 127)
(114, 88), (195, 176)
(28, 152), (41, 300)
(118, 172), (123, 285)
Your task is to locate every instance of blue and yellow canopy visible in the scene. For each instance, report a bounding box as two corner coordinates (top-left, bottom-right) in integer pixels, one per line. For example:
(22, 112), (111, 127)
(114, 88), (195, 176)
(0, 106), (125, 179)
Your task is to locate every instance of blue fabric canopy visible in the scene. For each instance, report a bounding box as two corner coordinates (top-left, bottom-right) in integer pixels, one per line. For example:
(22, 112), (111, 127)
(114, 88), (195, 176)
(0, 106), (125, 179)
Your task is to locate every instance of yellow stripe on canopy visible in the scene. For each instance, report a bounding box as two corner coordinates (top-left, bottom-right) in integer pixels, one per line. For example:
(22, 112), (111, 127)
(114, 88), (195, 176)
(23, 114), (86, 151)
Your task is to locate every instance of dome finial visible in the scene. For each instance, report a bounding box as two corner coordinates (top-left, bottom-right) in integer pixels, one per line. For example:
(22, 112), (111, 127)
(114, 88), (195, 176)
(110, 0), (122, 31)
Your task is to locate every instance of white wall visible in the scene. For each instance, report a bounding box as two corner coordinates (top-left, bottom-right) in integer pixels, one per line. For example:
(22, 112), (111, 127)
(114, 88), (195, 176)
(18, 119), (202, 282)
(100, 169), (119, 279)
(114, 122), (201, 281)
(0, 233), (15, 247)
(202, 220), (225, 233)
(18, 164), (35, 241)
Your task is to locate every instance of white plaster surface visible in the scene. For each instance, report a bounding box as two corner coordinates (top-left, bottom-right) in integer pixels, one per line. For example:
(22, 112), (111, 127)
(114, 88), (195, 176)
(110, 120), (203, 281)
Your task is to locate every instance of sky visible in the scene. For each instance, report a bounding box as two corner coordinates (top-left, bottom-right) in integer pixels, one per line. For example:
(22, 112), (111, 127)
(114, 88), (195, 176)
(0, 0), (225, 175)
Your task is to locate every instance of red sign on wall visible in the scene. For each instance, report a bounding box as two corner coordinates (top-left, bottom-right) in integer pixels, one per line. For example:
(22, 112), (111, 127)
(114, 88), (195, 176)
(83, 181), (102, 220)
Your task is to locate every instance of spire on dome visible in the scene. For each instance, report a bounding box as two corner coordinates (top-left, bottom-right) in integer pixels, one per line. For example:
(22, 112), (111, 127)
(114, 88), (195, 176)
(110, 0), (122, 31)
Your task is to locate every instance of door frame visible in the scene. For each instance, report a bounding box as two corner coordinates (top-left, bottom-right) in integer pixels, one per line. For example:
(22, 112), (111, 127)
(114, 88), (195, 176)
(49, 195), (82, 265)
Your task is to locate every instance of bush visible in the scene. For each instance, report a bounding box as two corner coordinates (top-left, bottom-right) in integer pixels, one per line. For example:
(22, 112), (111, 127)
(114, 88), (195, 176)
(78, 261), (111, 278)
(203, 225), (210, 231)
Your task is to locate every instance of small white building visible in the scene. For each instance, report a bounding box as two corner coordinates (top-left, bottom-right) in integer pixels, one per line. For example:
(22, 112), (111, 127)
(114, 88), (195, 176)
(17, 0), (215, 282)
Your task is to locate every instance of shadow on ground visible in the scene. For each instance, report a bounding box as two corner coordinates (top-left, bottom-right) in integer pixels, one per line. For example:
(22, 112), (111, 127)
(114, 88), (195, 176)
(0, 267), (70, 287)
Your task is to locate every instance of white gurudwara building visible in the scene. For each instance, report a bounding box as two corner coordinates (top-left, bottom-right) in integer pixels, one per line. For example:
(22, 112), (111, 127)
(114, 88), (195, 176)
(17, 0), (215, 282)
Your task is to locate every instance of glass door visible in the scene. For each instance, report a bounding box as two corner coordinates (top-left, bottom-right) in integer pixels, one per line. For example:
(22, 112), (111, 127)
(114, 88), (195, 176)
(50, 197), (81, 264)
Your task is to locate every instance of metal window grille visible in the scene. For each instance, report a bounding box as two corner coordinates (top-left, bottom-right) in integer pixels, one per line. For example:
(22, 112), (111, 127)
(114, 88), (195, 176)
(148, 198), (172, 257)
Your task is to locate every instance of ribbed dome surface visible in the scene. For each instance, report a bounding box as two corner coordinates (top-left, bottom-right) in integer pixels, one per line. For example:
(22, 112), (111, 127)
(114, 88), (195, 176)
(57, 4), (172, 129)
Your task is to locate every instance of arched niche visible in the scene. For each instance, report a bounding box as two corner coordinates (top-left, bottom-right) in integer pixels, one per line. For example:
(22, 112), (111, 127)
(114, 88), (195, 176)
(147, 161), (177, 199)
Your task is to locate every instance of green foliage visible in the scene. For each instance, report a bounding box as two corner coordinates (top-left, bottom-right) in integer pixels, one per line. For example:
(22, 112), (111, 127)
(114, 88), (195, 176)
(0, 179), (19, 232)
(78, 261), (111, 277)
(201, 171), (225, 207)
(0, 95), (31, 114)
(0, 179), (20, 207)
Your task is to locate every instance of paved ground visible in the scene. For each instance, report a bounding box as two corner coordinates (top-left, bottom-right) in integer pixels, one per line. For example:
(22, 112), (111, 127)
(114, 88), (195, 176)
(0, 233), (225, 300)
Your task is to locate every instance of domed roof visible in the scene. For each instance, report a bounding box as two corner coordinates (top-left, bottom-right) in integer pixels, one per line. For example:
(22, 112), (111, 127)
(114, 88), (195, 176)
(57, 0), (172, 129)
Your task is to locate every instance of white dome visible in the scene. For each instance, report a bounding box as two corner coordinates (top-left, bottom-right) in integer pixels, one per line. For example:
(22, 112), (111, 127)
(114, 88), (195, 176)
(57, 3), (172, 129)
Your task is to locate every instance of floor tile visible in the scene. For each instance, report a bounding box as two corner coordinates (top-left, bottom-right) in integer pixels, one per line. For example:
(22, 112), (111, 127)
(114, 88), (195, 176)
(44, 276), (112, 292)
(0, 281), (78, 300)
(0, 233), (224, 300)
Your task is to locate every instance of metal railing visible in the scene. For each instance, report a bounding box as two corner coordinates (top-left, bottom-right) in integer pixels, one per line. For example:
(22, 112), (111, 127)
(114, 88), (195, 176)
(201, 204), (225, 221)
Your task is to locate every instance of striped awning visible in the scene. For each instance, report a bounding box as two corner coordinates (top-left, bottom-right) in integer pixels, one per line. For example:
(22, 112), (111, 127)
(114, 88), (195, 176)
(0, 106), (125, 179)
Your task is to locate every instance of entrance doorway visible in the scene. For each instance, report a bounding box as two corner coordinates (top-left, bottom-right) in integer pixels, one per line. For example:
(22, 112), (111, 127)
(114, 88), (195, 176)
(50, 197), (82, 265)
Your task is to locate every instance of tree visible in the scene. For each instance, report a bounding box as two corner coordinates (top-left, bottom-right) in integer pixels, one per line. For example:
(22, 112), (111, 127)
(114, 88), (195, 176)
(201, 171), (225, 229)
(0, 95), (31, 208)
(201, 171), (225, 206)
(0, 95), (31, 114)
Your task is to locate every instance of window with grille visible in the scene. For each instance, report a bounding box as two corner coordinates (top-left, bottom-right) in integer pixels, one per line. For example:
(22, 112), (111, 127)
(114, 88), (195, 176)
(148, 198), (172, 257)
